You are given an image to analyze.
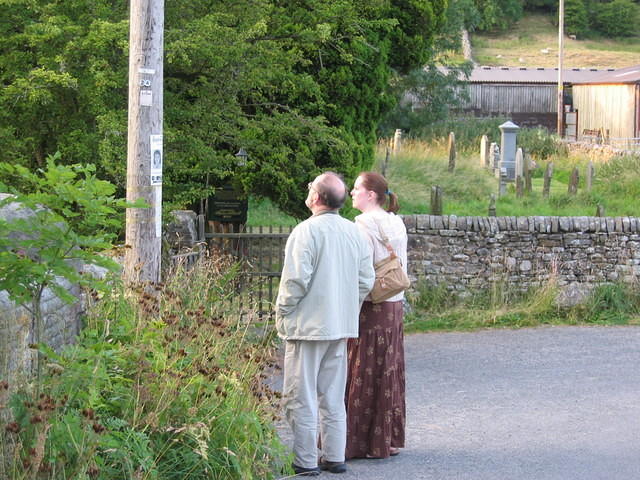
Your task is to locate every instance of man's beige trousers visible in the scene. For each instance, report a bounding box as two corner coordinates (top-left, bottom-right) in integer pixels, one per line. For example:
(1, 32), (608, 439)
(283, 339), (348, 468)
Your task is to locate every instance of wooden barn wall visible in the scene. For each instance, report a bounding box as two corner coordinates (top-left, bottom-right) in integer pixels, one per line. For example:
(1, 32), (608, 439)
(461, 84), (556, 114)
(573, 85), (636, 139)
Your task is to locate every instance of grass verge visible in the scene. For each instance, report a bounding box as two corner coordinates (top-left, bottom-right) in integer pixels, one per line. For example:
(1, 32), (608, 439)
(405, 278), (640, 333)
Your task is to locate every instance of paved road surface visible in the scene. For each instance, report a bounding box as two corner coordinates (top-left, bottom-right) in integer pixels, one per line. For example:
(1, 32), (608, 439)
(274, 326), (640, 479)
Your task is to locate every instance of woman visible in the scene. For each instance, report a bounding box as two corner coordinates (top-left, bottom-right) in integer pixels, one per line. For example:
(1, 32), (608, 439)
(345, 171), (408, 459)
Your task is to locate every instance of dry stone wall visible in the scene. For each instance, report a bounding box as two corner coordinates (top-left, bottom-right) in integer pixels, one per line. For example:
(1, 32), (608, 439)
(403, 215), (640, 304)
(0, 281), (82, 383)
(0, 194), (84, 383)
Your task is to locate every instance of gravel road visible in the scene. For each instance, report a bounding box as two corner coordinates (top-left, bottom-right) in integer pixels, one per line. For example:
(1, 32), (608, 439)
(275, 326), (640, 479)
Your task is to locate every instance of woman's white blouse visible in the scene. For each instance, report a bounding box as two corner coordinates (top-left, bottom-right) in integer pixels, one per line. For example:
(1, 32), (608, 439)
(354, 209), (408, 302)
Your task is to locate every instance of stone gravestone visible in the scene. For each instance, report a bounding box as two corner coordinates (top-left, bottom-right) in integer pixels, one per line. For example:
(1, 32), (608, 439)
(393, 129), (402, 155)
(480, 135), (489, 168)
(586, 161), (594, 192)
(499, 121), (520, 181)
(568, 167), (579, 195)
(515, 148), (524, 179)
(491, 143), (500, 178)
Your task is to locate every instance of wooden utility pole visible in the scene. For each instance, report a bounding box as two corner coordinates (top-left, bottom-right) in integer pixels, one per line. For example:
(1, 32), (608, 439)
(124, 0), (164, 284)
(557, 0), (564, 136)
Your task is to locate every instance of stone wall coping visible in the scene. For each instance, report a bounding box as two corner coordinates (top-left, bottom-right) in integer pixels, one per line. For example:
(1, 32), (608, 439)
(401, 215), (640, 234)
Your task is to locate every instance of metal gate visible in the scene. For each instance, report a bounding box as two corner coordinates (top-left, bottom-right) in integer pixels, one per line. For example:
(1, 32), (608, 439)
(205, 225), (293, 321)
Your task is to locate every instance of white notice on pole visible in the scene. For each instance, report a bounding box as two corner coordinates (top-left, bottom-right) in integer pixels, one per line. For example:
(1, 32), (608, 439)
(155, 186), (162, 238)
(150, 134), (163, 185)
(140, 89), (152, 107)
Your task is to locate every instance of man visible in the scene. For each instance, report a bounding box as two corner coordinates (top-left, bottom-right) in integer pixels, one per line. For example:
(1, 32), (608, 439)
(276, 172), (375, 476)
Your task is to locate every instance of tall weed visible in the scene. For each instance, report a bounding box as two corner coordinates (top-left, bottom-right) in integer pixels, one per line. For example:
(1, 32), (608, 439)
(0, 258), (289, 479)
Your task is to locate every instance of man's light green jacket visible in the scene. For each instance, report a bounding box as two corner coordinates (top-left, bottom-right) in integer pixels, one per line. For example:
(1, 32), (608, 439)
(276, 211), (375, 340)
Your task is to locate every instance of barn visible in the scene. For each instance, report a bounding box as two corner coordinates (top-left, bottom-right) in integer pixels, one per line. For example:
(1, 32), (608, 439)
(570, 65), (640, 147)
(453, 66), (612, 130)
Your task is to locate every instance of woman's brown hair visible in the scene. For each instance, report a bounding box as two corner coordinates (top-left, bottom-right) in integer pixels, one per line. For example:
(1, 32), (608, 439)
(357, 171), (400, 213)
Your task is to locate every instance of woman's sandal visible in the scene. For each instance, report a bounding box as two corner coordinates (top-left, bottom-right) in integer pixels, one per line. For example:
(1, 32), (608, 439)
(365, 448), (400, 459)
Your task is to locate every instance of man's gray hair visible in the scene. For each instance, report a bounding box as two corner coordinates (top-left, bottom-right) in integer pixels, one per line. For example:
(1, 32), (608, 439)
(315, 172), (348, 209)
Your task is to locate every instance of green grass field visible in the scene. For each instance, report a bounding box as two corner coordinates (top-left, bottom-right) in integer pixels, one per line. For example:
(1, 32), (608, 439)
(248, 136), (640, 223)
(471, 12), (640, 68)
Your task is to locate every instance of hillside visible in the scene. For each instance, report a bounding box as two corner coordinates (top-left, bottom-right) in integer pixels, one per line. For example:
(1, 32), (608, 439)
(471, 13), (640, 68)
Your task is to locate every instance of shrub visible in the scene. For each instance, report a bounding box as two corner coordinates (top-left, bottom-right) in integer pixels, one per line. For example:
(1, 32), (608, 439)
(0, 154), (130, 383)
(414, 116), (507, 151)
(0, 258), (289, 479)
(517, 127), (561, 160)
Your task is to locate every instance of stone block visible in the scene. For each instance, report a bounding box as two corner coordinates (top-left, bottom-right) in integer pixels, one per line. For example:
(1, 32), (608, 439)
(416, 215), (429, 232)
(615, 217), (623, 232)
(622, 217), (631, 233)
(167, 210), (198, 249)
(559, 217), (572, 232)
(575, 216), (589, 232)
(403, 215), (417, 232)
(517, 217), (529, 231)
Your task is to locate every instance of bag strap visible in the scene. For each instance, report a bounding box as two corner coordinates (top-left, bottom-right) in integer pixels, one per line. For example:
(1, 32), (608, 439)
(372, 216), (396, 257)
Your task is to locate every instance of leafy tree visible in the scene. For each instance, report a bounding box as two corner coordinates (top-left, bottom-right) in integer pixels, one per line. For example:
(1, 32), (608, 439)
(593, 0), (639, 36)
(0, 0), (447, 219)
(565, 0), (589, 37)
(473, 0), (524, 31)
(379, 0), (476, 136)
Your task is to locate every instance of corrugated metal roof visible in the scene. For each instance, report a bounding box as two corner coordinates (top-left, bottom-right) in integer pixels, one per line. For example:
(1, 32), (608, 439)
(571, 64), (640, 85)
(463, 66), (618, 84)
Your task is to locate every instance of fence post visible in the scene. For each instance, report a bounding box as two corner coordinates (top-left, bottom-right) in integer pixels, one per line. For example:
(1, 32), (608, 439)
(448, 132), (456, 172)
(516, 176), (524, 198)
(393, 129), (402, 155)
(430, 185), (443, 215)
(197, 214), (205, 242)
(543, 162), (553, 198)
(596, 204), (605, 217)
(524, 152), (532, 194)
(382, 147), (390, 176)
(488, 194), (497, 216)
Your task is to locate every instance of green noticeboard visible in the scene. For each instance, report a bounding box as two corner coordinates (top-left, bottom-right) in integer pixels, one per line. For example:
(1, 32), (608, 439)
(207, 184), (248, 224)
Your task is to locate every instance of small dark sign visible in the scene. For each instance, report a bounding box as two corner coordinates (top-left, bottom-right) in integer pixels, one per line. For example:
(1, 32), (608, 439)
(207, 184), (248, 223)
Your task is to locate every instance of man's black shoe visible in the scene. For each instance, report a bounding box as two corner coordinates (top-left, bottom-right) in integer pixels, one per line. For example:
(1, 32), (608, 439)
(319, 459), (347, 474)
(292, 464), (321, 476)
